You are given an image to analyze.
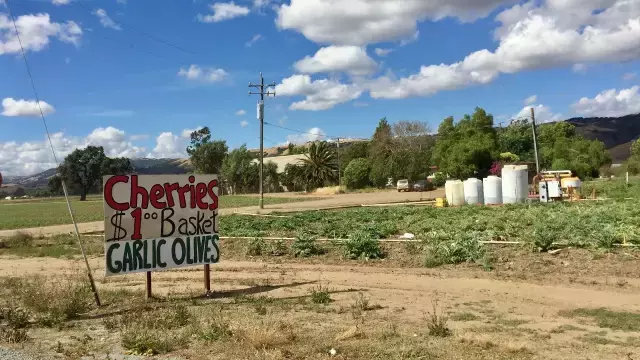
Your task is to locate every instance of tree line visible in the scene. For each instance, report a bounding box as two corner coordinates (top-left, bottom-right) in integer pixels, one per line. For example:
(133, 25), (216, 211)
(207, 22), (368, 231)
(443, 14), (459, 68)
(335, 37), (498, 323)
(43, 107), (614, 200)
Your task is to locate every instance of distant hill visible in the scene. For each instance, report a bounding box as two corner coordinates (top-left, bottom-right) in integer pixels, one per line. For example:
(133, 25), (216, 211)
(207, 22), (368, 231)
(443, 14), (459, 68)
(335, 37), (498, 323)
(15, 158), (193, 188)
(567, 113), (640, 163)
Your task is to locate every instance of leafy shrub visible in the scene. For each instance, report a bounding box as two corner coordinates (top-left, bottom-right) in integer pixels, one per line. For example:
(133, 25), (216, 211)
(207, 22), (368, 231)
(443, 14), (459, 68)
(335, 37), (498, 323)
(531, 225), (555, 252)
(246, 237), (267, 256)
(432, 172), (447, 187)
(343, 158), (371, 189)
(310, 285), (332, 304)
(291, 233), (324, 257)
(269, 239), (288, 256)
(423, 234), (485, 268)
(343, 231), (383, 260)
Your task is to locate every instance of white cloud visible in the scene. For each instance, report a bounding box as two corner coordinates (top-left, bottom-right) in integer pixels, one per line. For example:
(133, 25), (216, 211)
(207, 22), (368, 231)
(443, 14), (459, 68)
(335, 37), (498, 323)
(178, 65), (228, 82)
(235, 109), (246, 116)
(253, 0), (271, 7)
(150, 132), (185, 158)
(52, 0), (71, 5)
(0, 13), (82, 55)
(275, 74), (363, 111)
(93, 8), (121, 30)
(198, 2), (250, 23)
(294, 46), (378, 76)
(572, 63), (588, 73)
(130, 134), (149, 141)
(245, 34), (263, 47)
(116, 0), (127, 4)
(0, 127), (146, 176)
(276, 0), (511, 46)
(572, 86), (640, 117)
(1, 98), (55, 117)
(181, 127), (203, 139)
(368, 1), (640, 99)
(374, 48), (394, 57)
(623, 72), (637, 80)
(240, 120), (249, 127)
(524, 95), (537, 105)
(286, 127), (327, 144)
(515, 104), (563, 124)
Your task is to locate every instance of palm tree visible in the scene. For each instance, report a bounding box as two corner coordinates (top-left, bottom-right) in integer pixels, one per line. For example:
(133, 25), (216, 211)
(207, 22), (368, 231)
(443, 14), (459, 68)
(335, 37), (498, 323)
(300, 141), (338, 190)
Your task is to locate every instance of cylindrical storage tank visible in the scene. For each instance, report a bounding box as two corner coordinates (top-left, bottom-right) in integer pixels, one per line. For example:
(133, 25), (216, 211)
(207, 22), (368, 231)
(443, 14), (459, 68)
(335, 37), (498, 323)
(445, 180), (465, 206)
(502, 166), (528, 204)
(483, 176), (502, 205)
(464, 178), (484, 205)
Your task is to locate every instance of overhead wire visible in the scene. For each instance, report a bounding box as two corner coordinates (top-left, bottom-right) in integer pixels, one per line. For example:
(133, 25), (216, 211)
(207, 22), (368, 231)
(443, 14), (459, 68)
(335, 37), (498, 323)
(5, 0), (102, 306)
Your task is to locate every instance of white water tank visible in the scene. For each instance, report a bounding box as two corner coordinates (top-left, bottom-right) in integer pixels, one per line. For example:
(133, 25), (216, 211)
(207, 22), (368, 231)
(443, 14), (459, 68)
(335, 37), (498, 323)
(483, 176), (502, 205)
(502, 165), (528, 204)
(464, 178), (484, 205)
(445, 180), (465, 206)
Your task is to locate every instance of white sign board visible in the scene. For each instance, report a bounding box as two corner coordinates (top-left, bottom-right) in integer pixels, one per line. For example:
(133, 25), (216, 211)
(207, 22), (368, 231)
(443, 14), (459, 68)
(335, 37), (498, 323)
(103, 174), (219, 276)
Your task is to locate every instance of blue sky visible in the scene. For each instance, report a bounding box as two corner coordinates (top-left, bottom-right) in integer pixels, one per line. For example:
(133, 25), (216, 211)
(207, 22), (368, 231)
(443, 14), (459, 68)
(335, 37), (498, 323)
(1, 0), (640, 175)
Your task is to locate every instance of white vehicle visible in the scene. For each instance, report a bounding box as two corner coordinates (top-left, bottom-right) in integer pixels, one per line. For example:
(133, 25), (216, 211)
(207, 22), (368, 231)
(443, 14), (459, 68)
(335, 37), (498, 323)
(397, 179), (410, 192)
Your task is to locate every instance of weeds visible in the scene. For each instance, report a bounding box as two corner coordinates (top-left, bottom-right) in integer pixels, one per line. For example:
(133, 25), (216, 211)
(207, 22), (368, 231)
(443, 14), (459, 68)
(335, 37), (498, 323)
(343, 231), (383, 260)
(291, 233), (324, 257)
(425, 299), (451, 337)
(310, 285), (332, 304)
(120, 305), (193, 354)
(246, 237), (267, 256)
(196, 317), (233, 342)
(269, 239), (288, 256)
(0, 306), (30, 343)
(2, 231), (34, 248)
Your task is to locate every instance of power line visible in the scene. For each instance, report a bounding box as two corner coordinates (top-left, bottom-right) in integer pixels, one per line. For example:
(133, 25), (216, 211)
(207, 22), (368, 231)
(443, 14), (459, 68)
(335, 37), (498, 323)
(6, 0), (101, 307)
(46, 0), (197, 56)
(263, 121), (334, 139)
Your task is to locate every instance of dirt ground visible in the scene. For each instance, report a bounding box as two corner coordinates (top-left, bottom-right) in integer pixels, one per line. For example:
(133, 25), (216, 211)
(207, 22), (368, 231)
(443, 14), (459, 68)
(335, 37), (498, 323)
(0, 189), (444, 238)
(1, 243), (639, 359)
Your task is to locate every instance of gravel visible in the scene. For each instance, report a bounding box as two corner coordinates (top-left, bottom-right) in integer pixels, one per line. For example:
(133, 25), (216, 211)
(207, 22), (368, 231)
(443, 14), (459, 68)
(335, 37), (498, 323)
(0, 348), (35, 360)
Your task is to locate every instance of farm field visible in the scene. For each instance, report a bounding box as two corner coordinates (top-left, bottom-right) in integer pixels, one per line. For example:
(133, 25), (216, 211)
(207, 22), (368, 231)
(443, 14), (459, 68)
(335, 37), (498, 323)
(1, 180), (639, 359)
(0, 195), (321, 231)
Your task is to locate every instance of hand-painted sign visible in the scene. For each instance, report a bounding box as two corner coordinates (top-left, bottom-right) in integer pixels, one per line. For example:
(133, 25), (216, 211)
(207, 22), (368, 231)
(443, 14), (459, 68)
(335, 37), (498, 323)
(103, 174), (219, 276)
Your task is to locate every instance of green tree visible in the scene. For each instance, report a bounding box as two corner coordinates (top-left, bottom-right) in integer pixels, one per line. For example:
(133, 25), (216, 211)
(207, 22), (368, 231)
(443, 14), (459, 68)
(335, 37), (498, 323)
(339, 141), (370, 175)
(58, 146), (132, 201)
(281, 163), (305, 192)
(343, 158), (371, 189)
(48, 175), (63, 196)
(496, 118), (534, 161)
(263, 161), (280, 193)
(627, 139), (640, 175)
(389, 121), (434, 182)
(369, 118), (393, 187)
(221, 145), (257, 194)
(432, 108), (498, 179)
(300, 141), (337, 191)
(186, 127), (228, 174)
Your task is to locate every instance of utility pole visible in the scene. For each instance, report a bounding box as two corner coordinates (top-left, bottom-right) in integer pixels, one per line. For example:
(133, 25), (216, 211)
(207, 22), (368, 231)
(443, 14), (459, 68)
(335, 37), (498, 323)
(530, 107), (540, 174)
(249, 72), (276, 209)
(336, 137), (341, 188)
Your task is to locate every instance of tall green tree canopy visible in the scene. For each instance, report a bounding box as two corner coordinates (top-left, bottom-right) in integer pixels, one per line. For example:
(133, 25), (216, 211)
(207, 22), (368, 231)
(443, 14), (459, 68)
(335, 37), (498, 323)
(58, 145), (132, 200)
(432, 108), (498, 179)
(187, 127), (228, 174)
(369, 118), (394, 187)
(221, 145), (258, 194)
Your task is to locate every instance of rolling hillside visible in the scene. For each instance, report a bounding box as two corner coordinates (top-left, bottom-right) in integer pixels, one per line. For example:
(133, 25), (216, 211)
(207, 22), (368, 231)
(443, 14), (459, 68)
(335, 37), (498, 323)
(568, 113), (640, 163)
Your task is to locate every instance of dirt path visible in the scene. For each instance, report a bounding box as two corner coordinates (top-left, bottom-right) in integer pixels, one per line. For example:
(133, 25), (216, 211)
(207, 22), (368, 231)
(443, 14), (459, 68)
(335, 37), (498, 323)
(0, 189), (443, 238)
(2, 255), (639, 359)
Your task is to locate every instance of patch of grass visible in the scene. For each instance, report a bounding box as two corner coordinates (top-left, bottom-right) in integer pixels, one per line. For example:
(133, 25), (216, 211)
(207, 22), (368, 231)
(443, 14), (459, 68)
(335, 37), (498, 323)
(310, 285), (332, 304)
(350, 292), (381, 313)
(119, 305), (193, 355)
(0, 306), (30, 343)
(550, 324), (585, 334)
(0, 195), (315, 230)
(450, 312), (480, 322)
(240, 322), (297, 350)
(291, 233), (325, 257)
(343, 230), (383, 260)
(559, 308), (640, 331)
(426, 300), (451, 337)
(0, 275), (92, 326)
(195, 316), (233, 342)
(2, 231), (34, 248)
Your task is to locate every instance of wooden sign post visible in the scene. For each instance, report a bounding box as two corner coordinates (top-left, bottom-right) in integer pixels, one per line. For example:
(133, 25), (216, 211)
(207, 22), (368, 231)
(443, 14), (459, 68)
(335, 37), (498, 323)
(102, 174), (220, 299)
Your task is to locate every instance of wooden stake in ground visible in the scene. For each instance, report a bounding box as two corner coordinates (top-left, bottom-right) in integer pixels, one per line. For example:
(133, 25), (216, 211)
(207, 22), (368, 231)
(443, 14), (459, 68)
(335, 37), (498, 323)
(145, 271), (152, 300)
(204, 264), (211, 295)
